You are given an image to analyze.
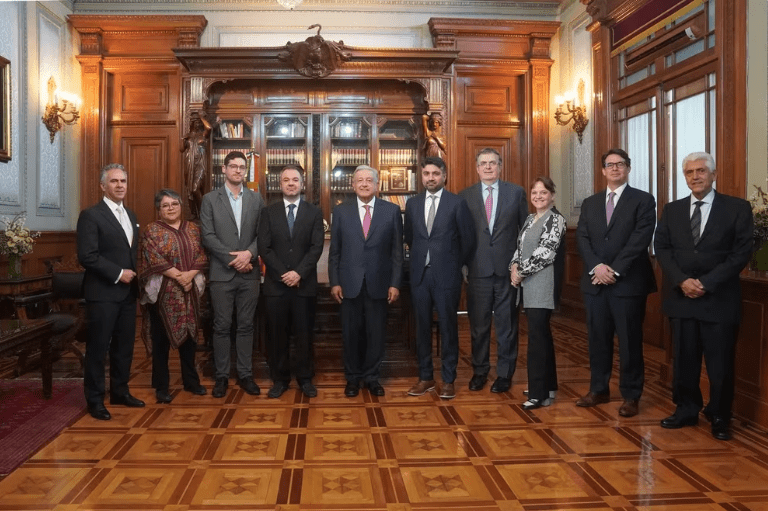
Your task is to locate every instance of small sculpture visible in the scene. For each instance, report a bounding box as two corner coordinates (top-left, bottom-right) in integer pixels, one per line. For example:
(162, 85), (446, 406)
(278, 24), (351, 78)
(181, 111), (211, 219)
(422, 112), (447, 160)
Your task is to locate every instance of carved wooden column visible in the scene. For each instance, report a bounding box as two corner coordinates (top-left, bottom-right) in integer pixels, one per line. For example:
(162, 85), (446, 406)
(75, 30), (104, 209)
(529, 57), (553, 187)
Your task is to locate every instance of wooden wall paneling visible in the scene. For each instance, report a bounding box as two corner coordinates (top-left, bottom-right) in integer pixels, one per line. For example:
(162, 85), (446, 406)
(455, 126), (523, 194)
(75, 55), (104, 210)
(735, 274), (768, 428)
(528, 60), (553, 187)
(0, 232), (78, 277)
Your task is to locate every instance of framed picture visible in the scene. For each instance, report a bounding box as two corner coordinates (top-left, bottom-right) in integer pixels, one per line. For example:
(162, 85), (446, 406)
(389, 167), (408, 192)
(0, 55), (9, 163)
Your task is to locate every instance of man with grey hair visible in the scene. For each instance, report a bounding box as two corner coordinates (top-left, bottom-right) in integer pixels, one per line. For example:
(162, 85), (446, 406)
(77, 163), (144, 420)
(655, 151), (753, 440)
(329, 165), (403, 397)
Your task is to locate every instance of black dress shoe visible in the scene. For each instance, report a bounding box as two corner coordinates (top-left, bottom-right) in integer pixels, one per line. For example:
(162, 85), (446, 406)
(212, 378), (228, 398)
(155, 390), (173, 404)
(184, 384), (207, 396)
(267, 380), (290, 399)
(711, 417), (732, 441)
(468, 374), (488, 391)
(110, 393), (145, 407)
(491, 377), (512, 393)
(660, 414), (698, 429)
(88, 404), (111, 421)
(299, 380), (318, 398)
(238, 377), (261, 396)
(367, 381), (385, 396)
(344, 381), (360, 397)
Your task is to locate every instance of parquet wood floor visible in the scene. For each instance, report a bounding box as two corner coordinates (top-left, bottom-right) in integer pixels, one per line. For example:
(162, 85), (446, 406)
(2, 315), (768, 510)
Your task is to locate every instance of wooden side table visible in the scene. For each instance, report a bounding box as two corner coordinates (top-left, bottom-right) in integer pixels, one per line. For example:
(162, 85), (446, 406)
(0, 319), (56, 398)
(0, 275), (53, 319)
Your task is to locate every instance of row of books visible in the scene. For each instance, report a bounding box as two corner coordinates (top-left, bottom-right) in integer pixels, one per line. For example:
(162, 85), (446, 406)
(379, 168), (418, 192)
(380, 194), (417, 210)
(332, 148), (371, 166)
(380, 148), (417, 166)
(263, 172), (307, 192)
(212, 147), (250, 168)
(217, 122), (248, 139)
(265, 147), (305, 166)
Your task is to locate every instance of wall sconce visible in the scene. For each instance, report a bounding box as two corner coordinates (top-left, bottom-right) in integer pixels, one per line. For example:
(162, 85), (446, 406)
(42, 77), (80, 143)
(554, 78), (589, 144)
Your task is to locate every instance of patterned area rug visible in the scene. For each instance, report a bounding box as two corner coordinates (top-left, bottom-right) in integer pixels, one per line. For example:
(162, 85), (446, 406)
(0, 379), (85, 475)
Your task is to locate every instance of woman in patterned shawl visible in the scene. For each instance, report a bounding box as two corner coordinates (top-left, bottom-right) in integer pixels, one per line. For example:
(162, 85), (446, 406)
(140, 189), (208, 404)
(509, 176), (567, 410)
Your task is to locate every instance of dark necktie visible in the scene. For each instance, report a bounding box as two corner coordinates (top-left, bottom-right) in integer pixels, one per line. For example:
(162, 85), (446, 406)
(691, 200), (704, 245)
(287, 203), (296, 236)
(606, 191), (616, 225)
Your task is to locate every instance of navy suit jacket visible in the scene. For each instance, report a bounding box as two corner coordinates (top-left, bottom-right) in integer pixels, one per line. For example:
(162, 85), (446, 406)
(654, 192), (753, 323)
(258, 199), (324, 297)
(404, 190), (475, 289)
(460, 180), (528, 278)
(76, 199), (139, 302)
(576, 185), (657, 297)
(328, 197), (403, 300)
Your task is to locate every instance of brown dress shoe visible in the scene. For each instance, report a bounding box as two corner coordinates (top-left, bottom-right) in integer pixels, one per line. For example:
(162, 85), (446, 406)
(407, 379), (436, 396)
(438, 383), (455, 399)
(618, 399), (639, 417)
(575, 391), (610, 407)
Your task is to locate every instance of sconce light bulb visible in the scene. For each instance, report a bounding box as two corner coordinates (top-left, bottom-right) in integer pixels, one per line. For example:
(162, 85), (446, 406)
(555, 95), (564, 105)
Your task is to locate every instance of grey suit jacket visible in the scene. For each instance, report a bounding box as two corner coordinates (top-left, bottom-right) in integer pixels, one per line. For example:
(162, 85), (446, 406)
(200, 185), (265, 282)
(460, 180), (529, 278)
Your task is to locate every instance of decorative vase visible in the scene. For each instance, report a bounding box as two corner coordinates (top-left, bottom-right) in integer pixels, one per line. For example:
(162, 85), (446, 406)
(6, 253), (22, 279)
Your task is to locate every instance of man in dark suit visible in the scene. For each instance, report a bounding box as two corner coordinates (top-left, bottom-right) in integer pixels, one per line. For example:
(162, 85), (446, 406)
(405, 157), (475, 399)
(329, 165), (403, 398)
(258, 165), (324, 399)
(575, 148), (656, 418)
(77, 163), (144, 420)
(460, 148), (528, 393)
(655, 151), (753, 440)
(200, 150), (265, 398)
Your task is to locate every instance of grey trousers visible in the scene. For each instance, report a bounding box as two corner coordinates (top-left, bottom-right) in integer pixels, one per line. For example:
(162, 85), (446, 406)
(209, 275), (259, 380)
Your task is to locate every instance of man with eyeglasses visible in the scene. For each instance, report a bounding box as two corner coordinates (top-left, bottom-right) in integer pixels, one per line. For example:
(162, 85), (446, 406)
(575, 148), (656, 418)
(328, 165), (403, 398)
(200, 150), (265, 398)
(460, 148), (529, 394)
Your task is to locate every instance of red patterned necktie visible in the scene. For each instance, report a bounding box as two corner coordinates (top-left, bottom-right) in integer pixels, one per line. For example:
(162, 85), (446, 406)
(485, 186), (493, 224)
(362, 204), (371, 238)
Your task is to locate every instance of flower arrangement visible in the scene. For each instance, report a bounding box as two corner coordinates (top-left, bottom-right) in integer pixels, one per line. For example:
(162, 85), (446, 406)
(750, 184), (768, 243)
(1, 212), (40, 257)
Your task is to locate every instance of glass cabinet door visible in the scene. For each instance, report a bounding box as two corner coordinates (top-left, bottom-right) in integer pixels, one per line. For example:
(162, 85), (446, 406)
(377, 116), (419, 211)
(327, 115), (373, 211)
(211, 117), (253, 190)
(262, 114), (311, 205)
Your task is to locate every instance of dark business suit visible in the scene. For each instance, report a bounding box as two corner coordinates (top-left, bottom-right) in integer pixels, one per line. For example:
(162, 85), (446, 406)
(654, 192), (753, 420)
(200, 185), (265, 380)
(258, 199), (324, 384)
(77, 199), (139, 408)
(404, 190), (475, 383)
(460, 181), (528, 378)
(576, 185), (656, 400)
(328, 197), (403, 384)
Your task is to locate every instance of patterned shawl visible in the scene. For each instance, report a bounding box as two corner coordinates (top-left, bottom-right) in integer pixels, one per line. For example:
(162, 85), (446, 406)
(139, 220), (208, 350)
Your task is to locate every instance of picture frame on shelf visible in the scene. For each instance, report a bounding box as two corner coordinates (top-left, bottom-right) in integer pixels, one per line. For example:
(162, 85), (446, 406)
(389, 167), (408, 192)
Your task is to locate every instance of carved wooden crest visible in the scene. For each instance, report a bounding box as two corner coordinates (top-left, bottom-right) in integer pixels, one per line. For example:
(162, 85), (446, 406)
(278, 24), (351, 78)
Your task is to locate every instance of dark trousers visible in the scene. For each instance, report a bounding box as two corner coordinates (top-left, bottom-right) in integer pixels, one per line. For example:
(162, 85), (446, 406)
(526, 308), (558, 401)
(84, 296), (136, 407)
(209, 275), (259, 380)
(148, 304), (200, 392)
(340, 281), (387, 384)
(411, 266), (461, 383)
(466, 274), (519, 378)
(265, 290), (315, 383)
(584, 289), (647, 400)
(670, 317), (737, 420)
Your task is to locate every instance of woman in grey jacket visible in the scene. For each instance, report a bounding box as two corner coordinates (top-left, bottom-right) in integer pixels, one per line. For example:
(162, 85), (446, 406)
(510, 176), (566, 410)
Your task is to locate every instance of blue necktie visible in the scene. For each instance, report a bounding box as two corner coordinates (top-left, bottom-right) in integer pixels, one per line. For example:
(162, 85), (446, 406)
(287, 204), (296, 236)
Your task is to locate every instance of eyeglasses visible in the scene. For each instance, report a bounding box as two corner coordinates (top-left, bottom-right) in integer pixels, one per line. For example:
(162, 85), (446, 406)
(226, 164), (248, 171)
(160, 201), (181, 210)
(603, 161), (627, 169)
(478, 161), (499, 168)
